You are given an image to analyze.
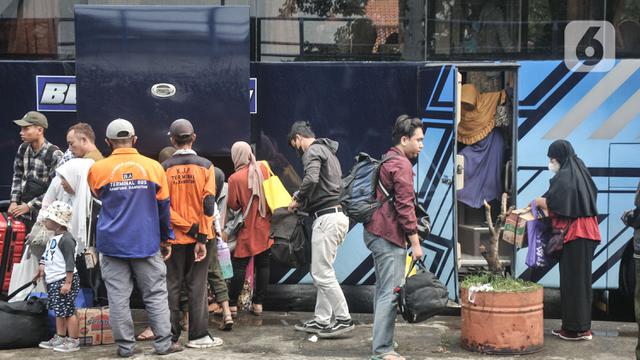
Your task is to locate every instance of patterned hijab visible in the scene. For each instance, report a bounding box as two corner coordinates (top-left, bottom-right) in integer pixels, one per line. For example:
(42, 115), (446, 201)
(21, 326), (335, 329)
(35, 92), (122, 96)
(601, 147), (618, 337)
(231, 141), (267, 217)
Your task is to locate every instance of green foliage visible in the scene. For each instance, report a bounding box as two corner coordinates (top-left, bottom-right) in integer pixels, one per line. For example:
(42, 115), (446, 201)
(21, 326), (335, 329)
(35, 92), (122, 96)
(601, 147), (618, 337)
(461, 273), (542, 292)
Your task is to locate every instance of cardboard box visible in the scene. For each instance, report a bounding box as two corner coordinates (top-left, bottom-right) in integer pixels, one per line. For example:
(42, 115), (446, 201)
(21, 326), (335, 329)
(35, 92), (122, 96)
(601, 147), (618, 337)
(502, 207), (548, 248)
(78, 307), (113, 346)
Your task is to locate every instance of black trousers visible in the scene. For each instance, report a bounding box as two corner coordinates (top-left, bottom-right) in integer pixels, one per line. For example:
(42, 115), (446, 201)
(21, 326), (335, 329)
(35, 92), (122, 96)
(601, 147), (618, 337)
(228, 249), (270, 307)
(559, 238), (597, 332)
(166, 242), (212, 342)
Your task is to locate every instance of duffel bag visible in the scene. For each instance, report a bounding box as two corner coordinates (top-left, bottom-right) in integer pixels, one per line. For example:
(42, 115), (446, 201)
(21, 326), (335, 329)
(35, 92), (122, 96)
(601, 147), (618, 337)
(0, 281), (49, 349)
(269, 208), (310, 268)
(396, 260), (448, 323)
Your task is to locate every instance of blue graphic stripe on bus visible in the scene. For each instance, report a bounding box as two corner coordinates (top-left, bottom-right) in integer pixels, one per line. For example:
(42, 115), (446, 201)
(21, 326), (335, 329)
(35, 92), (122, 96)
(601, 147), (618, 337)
(518, 71), (588, 140)
(520, 63), (569, 106)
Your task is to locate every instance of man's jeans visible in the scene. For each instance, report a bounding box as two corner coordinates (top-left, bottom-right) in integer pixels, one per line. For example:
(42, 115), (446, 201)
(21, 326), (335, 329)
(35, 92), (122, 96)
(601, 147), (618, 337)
(364, 229), (406, 356)
(310, 211), (350, 325)
(100, 252), (172, 354)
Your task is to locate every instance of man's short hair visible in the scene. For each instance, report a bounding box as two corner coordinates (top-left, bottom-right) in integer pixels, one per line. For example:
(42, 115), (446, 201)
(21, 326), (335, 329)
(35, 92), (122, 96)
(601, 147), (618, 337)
(172, 134), (193, 147)
(68, 122), (96, 143)
(287, 121), (315, 145)
(392, 115), (422, 145)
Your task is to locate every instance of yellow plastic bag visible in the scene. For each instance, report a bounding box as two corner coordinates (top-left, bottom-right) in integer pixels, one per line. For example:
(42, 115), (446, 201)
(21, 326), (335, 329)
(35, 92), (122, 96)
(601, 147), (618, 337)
(262, 161), (292, 211)
(405, 255), (418, 277)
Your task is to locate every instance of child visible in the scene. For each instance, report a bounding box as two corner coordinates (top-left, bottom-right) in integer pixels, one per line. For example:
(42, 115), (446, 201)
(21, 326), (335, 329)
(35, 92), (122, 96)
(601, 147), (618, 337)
(35, 201), (80, 352)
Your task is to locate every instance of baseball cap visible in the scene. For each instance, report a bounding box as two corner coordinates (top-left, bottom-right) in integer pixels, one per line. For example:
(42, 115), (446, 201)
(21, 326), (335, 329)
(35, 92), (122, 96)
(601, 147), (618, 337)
(168, 118), (194, 137)
(106, 118), (135, 139)
(14, 111), (48, 129)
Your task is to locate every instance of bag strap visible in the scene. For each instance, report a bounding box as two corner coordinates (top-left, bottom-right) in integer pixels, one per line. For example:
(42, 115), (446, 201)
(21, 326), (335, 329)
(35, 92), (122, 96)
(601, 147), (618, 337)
(7, 280), (37, 301)
(44, 144), (60, 169)
(376, 155), (400, 201)
(242, 194), (255, 221)
(261, 160), (275, 177)
(406, 259), (426, 279)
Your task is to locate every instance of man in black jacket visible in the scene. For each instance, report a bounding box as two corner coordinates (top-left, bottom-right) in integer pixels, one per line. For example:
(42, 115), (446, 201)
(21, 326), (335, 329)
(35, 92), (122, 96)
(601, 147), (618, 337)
(287, 121), (354, 338)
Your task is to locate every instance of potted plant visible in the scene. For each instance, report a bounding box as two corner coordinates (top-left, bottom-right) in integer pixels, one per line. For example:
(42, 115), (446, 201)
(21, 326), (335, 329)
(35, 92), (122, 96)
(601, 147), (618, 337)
(460, 273), (544, 355)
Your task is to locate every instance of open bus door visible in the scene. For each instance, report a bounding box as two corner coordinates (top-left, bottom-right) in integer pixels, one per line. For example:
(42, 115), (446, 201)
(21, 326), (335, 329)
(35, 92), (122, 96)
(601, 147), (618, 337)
(74, 4), (250, 172)
(418, 64), (519, 303)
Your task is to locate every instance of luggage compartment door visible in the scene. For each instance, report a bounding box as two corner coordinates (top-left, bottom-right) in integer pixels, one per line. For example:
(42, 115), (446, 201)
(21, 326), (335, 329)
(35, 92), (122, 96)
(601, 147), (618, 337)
(74, 5), (250, 158)
(417, 65), (459, 302)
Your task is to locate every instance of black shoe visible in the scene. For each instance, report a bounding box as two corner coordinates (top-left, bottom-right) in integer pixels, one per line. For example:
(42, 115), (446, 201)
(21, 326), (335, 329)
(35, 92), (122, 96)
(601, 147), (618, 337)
(317, 318), (355, 338)
(156, 342), (185, 355)
(294, 319), (330, 334)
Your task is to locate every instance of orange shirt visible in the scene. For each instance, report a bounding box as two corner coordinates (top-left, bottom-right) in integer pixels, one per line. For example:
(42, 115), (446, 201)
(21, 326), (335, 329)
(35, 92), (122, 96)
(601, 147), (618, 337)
(227, 162), (272, 258)
(162, 151), (216, 245)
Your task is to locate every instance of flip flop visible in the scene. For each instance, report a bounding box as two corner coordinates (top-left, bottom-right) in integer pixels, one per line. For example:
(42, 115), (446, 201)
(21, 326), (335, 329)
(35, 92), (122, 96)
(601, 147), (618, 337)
(136, 327), (154, 341)
(250, 304), (263, 316)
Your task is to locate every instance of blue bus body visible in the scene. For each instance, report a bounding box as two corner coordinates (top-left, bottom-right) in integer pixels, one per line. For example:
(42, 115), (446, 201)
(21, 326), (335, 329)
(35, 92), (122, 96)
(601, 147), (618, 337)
(0, 5), (638, 303)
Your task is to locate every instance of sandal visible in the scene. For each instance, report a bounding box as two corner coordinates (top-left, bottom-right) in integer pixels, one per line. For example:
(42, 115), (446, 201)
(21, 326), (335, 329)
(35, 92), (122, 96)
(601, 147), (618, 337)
(250, 303), (263, 316)
(220, 312), (234, 331)
(136, 326), (154, 341)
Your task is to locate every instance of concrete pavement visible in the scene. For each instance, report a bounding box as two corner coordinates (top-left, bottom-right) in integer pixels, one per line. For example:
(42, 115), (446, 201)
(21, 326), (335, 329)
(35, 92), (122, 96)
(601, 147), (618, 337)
(0, 310), (636, 359)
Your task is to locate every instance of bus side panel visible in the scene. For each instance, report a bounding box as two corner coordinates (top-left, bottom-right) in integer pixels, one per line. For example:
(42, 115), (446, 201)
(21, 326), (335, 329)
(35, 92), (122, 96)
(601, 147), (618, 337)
(417, 65), (458, 301)
(516, 60), (640, 290)
(75, 5), (250, 158)
(255, 62), (421, 286)
(0, 61), (77, 201)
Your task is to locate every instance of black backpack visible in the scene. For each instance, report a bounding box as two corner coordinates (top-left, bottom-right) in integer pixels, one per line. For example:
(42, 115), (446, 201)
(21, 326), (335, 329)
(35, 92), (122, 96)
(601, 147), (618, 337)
(340, 152), (396, 224)
(396, 260), (449, 323)
(270, 208), (310, 268)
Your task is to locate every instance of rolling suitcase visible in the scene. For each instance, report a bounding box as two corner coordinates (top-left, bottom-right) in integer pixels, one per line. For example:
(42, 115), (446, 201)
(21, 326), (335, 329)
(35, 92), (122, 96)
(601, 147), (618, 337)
(0, 213), (26, 293)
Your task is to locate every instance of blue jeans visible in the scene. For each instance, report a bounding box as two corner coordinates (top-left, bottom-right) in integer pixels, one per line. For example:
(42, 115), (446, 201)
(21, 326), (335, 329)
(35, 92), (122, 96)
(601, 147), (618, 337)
(364, 229), (406, 356)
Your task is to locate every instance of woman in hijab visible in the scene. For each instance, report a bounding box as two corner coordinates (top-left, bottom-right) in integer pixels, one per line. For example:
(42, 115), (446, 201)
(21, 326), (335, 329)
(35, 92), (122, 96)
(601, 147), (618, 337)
(224, 141), (272, 317)
(533, 140), (600, 341)
(44, 158), (95, 252)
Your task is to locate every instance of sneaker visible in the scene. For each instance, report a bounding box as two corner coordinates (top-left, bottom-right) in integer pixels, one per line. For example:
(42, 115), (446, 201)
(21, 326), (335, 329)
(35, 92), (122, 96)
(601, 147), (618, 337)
(117, 348), (135, 358)
(186, 335), (223, 349)
(156, 342), (185, 355)
(553, 329), (593, 341)
(294, 319), (330, 334)
(53, 337), (80, 352)
(317, 318), (355, 338)
(39, 334), (65, 349)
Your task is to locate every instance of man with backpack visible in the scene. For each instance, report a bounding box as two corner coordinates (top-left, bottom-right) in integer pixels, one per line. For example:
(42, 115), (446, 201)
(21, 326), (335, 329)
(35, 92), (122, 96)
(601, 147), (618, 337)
(287, 121), (354, 338)
(364, 115), (424, 360)
(9, 111), (63, 229)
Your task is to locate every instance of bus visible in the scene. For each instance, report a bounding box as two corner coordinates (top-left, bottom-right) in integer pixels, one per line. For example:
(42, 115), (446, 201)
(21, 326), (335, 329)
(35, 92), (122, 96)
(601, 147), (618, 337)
(0, 0), (638, 307)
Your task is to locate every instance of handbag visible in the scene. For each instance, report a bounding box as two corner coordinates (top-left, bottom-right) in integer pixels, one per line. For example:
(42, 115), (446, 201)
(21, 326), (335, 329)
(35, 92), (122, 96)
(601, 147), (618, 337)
(223, 195), (254, 252)
(8, 246), (46, 302)
(0, 281), (49, 349)
(261, 161), (292, 212)
(525, 202), (549, 268)
(543, 220), (572, 260)
(396, 260), (448, 324)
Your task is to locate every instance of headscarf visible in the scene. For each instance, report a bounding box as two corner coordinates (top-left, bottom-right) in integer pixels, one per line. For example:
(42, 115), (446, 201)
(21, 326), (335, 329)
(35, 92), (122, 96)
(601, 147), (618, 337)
(545, 140), (598, 218)
(231, 141), (267, 217)
(55, 158), (95, 251)
(457, 84), (505, 145)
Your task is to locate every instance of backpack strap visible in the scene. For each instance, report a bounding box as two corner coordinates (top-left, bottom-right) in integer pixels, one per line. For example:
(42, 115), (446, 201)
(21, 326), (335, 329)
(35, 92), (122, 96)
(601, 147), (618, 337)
(43, 144), (60, 169)
(376, 155), (400, 202)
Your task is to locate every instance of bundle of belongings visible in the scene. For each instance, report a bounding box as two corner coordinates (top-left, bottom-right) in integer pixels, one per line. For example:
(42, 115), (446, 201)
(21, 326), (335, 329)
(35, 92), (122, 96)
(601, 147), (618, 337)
(456, 84), (509, 209)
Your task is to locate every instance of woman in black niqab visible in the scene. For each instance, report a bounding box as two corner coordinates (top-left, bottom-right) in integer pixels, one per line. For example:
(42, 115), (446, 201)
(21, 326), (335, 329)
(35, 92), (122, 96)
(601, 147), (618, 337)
(545, 140), (598, 218)
(534, 139), (601, 341)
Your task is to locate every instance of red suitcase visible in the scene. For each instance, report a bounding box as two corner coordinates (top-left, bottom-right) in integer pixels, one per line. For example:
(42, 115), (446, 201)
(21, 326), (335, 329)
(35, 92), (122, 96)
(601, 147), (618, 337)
(0, 213), (26, 293)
